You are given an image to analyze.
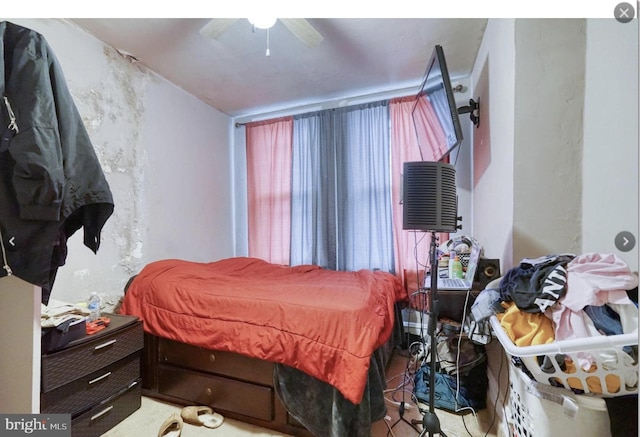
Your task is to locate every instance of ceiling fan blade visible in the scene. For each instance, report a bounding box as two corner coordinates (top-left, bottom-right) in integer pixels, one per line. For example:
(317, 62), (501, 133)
(199, 18), (239, 39)
(280, 18), (324, 48)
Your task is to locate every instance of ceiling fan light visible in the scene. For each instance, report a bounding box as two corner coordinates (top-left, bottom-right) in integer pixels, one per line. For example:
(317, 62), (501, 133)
(248, 17), (277, 30)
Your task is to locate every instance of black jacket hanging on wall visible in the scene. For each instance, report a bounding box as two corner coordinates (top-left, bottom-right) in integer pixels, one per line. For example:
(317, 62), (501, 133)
(0, 21), (114, 304)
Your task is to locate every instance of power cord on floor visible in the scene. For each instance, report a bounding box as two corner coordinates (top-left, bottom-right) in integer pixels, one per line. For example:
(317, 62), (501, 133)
(492, 346), (509, 437)
(403, 243), (503, 437)
(390, 401), (422, 435)
(459, 323), (506, 437)
(414, 287), (505, 437)
(455, 289), (482, 435)
(383, 415), (398, 437)
(383, 371), (416, 410)
(384, 344), (424, 436)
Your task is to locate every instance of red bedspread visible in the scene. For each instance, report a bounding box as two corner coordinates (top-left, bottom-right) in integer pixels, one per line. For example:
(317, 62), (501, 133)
(119, 257), (406, 404)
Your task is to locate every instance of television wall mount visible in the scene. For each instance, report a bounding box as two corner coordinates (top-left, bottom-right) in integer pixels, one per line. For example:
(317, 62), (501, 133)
(457, 98), (480, 127)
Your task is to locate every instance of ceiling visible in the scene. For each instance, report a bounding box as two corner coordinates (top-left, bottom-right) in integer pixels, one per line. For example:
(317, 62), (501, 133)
(70, 18), (488, 120)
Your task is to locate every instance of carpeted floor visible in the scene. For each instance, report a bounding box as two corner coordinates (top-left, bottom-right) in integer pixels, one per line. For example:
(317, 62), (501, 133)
(103, 396), (291, 437)
(103, 350), (501, 437)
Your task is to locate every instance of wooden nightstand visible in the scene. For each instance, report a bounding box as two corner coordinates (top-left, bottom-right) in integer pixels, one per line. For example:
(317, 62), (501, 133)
(41, 313), (143, 437)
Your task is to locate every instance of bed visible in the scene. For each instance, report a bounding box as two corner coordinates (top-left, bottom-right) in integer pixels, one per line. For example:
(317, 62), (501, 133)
(119, 256), (407, 436)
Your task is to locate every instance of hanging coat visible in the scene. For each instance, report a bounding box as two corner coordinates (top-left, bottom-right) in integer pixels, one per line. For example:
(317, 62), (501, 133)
(0, 21), (114, 303)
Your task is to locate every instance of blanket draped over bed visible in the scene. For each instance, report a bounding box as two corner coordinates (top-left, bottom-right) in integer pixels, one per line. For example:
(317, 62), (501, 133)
(119, 257), (406, 409)
(274, 333), (400, 436)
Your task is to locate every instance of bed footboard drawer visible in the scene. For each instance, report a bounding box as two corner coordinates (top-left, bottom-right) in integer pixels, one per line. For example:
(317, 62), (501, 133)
(157, 364), (274, 421)
(158, 338), (273, 385)
(158, 337), (274, 386)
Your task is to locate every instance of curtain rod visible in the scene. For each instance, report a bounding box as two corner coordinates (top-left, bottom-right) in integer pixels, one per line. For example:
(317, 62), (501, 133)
(234, 82), (468, 128)
(234, 85), (418, 128)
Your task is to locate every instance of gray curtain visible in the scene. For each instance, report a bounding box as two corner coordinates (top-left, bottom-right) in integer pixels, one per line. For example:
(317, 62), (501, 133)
(290, 101), (394, 272)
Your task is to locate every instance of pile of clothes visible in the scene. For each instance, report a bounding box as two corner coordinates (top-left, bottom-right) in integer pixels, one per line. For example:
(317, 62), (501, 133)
(498, 253), (637, 348)
(469, 252), (638, 437)
(41, 299), (89, 354)
(472, 253), (638, 386)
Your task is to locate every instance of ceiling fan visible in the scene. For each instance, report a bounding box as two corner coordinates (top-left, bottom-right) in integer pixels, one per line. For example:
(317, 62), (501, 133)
(199, 18), (324, 48)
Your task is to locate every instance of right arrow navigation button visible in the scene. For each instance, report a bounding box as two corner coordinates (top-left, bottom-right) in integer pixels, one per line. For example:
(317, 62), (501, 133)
(615, 231), (636, 252)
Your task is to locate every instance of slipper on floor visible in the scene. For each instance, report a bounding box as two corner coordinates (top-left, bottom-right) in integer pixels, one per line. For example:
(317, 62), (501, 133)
(180, 406), (224, 429)
(158, 413), (183, 437)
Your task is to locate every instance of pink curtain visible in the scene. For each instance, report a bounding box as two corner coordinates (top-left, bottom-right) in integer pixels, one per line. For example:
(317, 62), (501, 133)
(246, 117), (293, 264)
(390, 97), (449, 294)
(412, 93), (449, 160)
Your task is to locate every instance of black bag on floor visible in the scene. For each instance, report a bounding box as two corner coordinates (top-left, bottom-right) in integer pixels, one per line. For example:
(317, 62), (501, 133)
(414, 359), (488, 413)
(414, 336), (488, 413)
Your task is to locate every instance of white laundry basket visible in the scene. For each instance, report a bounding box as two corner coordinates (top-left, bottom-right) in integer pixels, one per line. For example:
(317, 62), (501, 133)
(507, 362), (611, 437)
(490, 316), (638, 397)
(490, 315), (638, 437)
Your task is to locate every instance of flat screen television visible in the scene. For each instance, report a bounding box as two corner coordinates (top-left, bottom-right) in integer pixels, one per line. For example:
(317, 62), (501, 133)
(411, 44), (463, 162)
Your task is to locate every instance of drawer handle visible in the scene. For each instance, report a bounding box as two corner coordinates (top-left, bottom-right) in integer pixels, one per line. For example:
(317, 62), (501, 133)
(90, 405), (113, 421)
(205, 387), (213, 396)
(94, 339), (117, 351)
(209, 353), (216, 363)
(88, 372), (112, 385)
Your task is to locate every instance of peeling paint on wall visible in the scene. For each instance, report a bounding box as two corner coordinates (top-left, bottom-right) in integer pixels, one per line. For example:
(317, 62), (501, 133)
(72, 269), (90, 280)
(60, 34), (152, 308)
(8, 19), (233, 313)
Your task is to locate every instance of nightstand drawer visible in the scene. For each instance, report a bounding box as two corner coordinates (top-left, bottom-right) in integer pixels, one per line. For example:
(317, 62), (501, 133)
(71, 380), (141, 437)
(42, 320), (143, 392)
(41, 352), (140, 416)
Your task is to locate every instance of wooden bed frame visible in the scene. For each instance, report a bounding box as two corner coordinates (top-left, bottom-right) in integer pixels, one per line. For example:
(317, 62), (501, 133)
(140, 332), (314, 436)
(122, 261), (407, 436)
(139, 307), (405, 436)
